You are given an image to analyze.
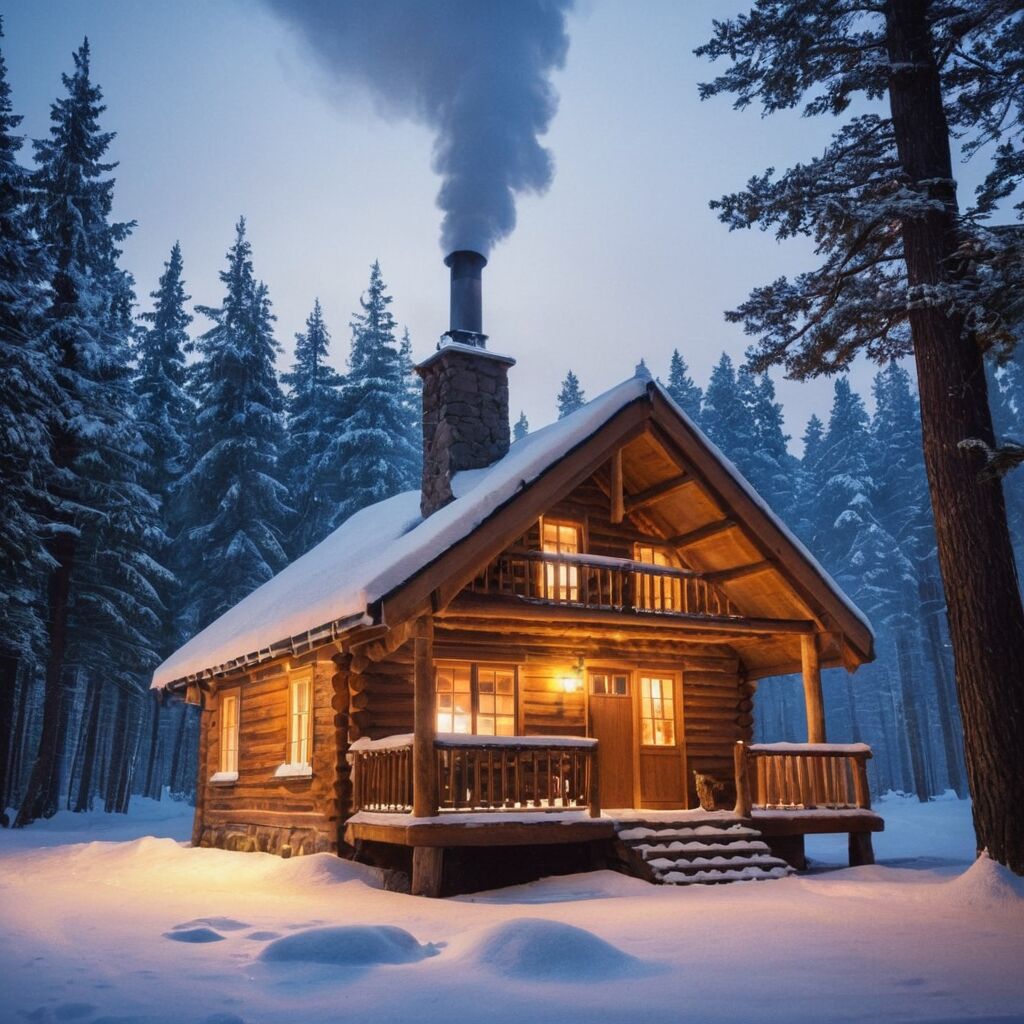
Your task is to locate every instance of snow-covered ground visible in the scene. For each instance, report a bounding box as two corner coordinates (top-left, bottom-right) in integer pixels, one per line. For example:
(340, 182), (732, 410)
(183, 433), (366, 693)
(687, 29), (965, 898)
(1, 794), (1022, 1024)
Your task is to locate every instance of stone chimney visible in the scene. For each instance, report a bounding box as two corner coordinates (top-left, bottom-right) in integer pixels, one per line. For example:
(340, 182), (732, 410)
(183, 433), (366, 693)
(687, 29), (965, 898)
(417, 251), (515, 517)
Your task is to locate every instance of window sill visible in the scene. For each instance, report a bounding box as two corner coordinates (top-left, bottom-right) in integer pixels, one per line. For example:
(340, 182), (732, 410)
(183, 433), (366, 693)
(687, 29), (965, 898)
(273, 762), (313, 779)
(209, 771), (238, 785)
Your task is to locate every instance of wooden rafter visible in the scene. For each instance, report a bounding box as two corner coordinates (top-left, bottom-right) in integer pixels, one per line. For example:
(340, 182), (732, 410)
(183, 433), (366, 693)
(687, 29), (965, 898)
(610, 450), (625, 524)
(667, 518), (736, 549)
(706, 560), (775, 584)
(623, 472), (691, 514)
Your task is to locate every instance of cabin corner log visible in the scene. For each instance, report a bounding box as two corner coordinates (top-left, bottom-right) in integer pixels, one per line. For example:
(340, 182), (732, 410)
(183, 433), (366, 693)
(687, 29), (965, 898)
(732, 741), (752, 817)
(610, 449), (624, 524)
(412, 616), (438, 817)
(801, 633), (826, 744)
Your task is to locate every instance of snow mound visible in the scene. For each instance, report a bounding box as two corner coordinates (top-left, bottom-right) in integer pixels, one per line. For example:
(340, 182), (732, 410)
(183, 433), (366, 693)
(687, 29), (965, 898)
(465, 918), (641, 980)
(944, 854), (1024, 910)
(278, 851), (385, 889)
(258, 925), (439, 966)
(163, 927), (225, 943)
(173, 917), (249, 932)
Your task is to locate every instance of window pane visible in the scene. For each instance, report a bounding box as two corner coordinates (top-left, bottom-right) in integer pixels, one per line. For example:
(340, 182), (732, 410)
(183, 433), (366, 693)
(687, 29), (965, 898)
(640, 676), (674, 746)
(613, 675), (628, 696)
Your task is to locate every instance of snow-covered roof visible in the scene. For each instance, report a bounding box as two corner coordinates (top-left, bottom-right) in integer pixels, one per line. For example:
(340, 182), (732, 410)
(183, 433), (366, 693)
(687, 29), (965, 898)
(152, 376), (650, 688)
(153, 371), (872, 690)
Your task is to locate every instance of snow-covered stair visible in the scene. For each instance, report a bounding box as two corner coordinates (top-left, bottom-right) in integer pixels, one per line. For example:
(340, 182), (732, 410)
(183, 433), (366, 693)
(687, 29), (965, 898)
(613, 820), (794, 886)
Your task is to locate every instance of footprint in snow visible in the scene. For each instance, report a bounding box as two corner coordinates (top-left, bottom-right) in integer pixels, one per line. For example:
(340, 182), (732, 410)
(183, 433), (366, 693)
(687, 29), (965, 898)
(163, 927), (225, 944)
(245, 931), (281, 941)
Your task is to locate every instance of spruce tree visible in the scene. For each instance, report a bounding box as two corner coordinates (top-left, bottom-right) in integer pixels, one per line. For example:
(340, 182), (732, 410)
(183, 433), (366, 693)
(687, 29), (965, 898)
(319, 261), (418, 529)
(397, 326), (422, 483)
(180, 219), (291, 632)
(557, 370), (585, 419)
(514, 411), (529, 441)
(747, 373), (796, 519)
(0, 23), (56, 820)
(281, 298), (344, 555)
(665, 349), (702, 423)
(701, 353), (756, 471)
(697, 0), (1024, 872)
(17, 40), (166, 824)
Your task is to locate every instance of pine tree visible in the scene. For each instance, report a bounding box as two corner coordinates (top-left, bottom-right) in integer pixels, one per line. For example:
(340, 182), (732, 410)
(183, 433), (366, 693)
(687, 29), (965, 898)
(747, 373), (796, 519)
(17, 40), (166, 825)
(180, 219), (291, 632)
(557, 370), (585, 419)
(319, 261), (418, 530)
(0, 22), (56, 821)
(697, 0), (1024, 873)
(793, 414), (825, 546)
(397, 326), (422, 483)
(665, 349), (702, 423)
(514, 411), (529, 441)
(701, 354), (756, 471)
(281, 298), (344, 555)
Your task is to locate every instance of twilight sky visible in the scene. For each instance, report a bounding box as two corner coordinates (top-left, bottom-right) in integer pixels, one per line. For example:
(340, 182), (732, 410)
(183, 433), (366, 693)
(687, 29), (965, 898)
(5, 0), (977, 449)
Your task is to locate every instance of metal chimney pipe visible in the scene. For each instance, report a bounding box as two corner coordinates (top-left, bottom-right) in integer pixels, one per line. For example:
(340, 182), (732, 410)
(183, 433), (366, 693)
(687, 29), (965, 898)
(444, 249), (487, 344)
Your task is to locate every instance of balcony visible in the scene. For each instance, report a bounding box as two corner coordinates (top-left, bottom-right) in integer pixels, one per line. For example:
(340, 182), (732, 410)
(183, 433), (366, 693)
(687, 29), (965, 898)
(467, 550), (739, 619)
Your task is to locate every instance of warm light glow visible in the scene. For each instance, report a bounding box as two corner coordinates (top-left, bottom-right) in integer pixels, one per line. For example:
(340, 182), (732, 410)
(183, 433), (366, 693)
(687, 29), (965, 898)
(560, 675), (582, 693)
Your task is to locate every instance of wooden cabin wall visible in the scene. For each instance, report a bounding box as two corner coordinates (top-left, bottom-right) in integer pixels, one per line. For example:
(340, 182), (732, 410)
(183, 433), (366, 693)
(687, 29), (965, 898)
(196, 651), (340, 856)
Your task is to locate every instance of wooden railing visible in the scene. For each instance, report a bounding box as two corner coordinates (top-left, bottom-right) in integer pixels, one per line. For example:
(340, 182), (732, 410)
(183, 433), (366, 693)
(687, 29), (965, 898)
(350, 735), (600, 817)
(468, 551), (738, 618)
(733, 741), (873, 816)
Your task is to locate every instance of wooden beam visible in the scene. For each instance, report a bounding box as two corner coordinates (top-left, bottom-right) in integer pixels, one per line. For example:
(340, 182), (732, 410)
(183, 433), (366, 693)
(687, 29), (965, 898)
(707, 560), (774, 584)
(442, 593), (815, 637)
(412, 616), (437, 817)
(667, 518), (736, 549)
(624, 473), (690, 514)
(610, 450), (624, 524)
(801, 633), (826, 743)
(411, 846), (444, 897)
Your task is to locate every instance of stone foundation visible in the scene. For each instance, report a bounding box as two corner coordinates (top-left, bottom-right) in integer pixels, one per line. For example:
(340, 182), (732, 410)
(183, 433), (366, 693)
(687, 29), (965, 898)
(196, 823), (334, 857)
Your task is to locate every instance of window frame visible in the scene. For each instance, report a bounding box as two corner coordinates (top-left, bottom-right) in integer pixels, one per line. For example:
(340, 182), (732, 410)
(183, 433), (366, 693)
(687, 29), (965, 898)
(435, 660), (519, 736)
(211, 689), (240, 783)
(638, 672), (679, 748)
(539, 517), (583, 602)
(633, 542), (683, 612)
(275, 667), (314, 778)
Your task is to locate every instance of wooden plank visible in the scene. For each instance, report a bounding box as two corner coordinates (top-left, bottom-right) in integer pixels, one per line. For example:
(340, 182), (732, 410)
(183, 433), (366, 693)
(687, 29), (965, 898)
(345, 817), (616, 848)
(706, 560), (774, 584)
(624, 473), (691, 514)
(667, 518), (736, 549)
(801, 633), (827, 743)
(412, 616), (438, 816)
(610, 450), (625, 524)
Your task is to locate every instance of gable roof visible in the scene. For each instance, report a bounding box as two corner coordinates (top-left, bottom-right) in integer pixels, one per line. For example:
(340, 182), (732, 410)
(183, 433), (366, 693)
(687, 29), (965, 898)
(152, 372), (872, 690)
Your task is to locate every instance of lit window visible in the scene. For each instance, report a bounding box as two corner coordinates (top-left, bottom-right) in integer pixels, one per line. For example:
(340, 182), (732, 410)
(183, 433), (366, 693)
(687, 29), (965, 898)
(220, 693), (239, 774)
(591, 672), (629, 696)
(287, 672), (312, 766)
(542, 520), (580, 601)
(634, 543), (681, 612)
(640, 675), (676, 746)
(436, 663), (517, 735)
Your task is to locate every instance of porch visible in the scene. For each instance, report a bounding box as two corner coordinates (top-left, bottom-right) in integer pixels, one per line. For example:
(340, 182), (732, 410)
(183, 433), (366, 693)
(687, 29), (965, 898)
(344, 730), (883, 893)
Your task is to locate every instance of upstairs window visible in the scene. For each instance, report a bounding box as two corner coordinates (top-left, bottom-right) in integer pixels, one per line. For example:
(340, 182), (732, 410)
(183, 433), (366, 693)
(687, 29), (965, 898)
(541, 519), (581, 602)
(436, 663), (517, 736)
(634, 542), (682, 612)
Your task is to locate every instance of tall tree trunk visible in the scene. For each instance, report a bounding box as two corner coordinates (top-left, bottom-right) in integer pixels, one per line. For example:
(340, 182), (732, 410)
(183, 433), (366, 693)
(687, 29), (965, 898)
(143, 694), (162, 800)
(14, 533), (75, 827)
(104, 688), (129, 814)
(917, 568), (968, 797)
(167, 704), (188, 798)
(73, 681), (103, 813)
(885, 0), (1024, 871)
(8, 679), (32, 812)
(893, 633), (929, 801)
(0, 655), (18, 825)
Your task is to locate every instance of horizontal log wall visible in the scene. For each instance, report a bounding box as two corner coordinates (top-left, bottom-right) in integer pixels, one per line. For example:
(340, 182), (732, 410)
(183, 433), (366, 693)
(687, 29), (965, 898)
(197, 651), (340, 856)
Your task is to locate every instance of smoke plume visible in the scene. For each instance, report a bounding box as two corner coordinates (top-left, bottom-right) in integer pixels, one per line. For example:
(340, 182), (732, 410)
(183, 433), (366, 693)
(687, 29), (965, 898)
(264, 0), (572, 256)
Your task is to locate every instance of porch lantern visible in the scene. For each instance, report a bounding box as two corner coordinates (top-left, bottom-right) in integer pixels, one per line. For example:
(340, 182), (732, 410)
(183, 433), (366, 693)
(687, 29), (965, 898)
(560, 657), (585, 693)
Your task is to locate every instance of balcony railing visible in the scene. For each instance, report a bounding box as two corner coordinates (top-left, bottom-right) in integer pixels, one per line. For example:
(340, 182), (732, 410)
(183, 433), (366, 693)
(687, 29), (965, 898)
(733, 741), (873, 815)
(349, 734), (600, 817)
(468, 550), (738, 618)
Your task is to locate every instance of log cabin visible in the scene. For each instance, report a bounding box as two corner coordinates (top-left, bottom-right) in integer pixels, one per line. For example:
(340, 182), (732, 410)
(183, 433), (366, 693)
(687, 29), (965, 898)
(153, 250), (882, 896)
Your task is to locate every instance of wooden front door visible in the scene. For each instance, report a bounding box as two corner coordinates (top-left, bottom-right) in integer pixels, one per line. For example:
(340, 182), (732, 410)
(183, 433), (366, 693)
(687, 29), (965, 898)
(637, 672), (687, 808)
(588, 670), (635, 809)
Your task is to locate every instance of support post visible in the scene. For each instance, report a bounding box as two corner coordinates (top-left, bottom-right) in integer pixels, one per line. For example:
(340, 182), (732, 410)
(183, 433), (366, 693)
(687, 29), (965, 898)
(848, 832), (875, 867)
(411, 846), (444, 898)
(610, 450), (624, 524)
(801, 633), (826, 743)
(732, 740), (752, 817)
(588, 747), (601, 818)
(412, 615), (437, 817)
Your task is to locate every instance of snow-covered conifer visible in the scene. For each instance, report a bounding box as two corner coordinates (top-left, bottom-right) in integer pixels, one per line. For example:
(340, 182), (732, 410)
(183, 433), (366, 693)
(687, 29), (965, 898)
(556, 370), (585, 419)
(665, 349), (702, 423)
(514, 411), (529, 441)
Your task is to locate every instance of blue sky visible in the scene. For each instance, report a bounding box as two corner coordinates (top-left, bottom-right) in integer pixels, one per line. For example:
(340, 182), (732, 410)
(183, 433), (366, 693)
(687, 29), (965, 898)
(4, 0), (957, 447)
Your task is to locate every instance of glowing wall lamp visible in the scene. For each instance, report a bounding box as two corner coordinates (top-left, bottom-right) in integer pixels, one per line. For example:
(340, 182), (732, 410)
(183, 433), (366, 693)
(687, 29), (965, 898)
(560, 656), (585, 694)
